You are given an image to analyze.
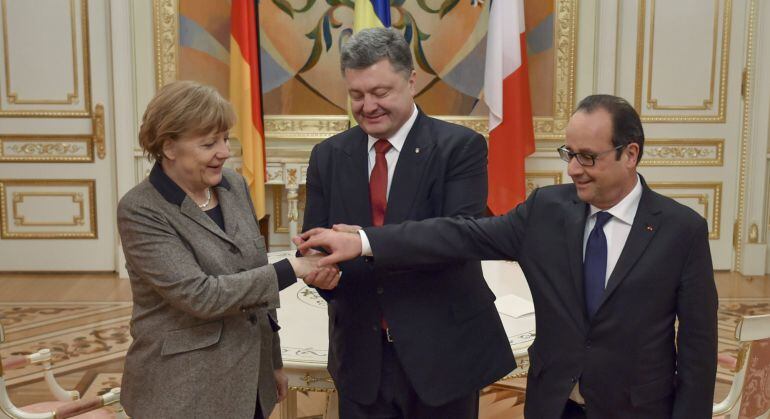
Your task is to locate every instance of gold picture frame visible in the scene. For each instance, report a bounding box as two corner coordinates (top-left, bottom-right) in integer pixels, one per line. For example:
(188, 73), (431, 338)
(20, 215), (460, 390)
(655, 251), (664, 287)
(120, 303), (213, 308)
(151, 0), (578, 144)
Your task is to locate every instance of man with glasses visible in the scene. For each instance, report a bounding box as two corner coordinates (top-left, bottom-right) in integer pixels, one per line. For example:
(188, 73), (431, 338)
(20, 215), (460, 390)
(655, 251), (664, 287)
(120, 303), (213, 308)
(297, 94), (718, 418)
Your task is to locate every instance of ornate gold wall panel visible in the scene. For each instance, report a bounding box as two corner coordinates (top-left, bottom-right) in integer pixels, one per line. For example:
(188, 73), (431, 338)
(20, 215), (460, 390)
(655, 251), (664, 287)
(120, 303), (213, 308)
(153, 0), (177, 90)
(641, 139), (724, 166)
(264, 116), (349, 140)
(0, 0), (92, 117)
(0, 135), (93, 162)
(0, 179), (97, 239)
(535, 0), (578, 141)
(634, 0), (731, 122)
(525, 172), (563, 196)
(272, 186), (305, 234)
(152, 0), (578, 143)
(648, 182), (722, 239)
(733, 0), (757, 270)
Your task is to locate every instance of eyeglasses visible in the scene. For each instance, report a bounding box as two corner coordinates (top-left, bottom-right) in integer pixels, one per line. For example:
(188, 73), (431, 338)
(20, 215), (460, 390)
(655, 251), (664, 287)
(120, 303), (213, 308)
(557, 144), (626, 167)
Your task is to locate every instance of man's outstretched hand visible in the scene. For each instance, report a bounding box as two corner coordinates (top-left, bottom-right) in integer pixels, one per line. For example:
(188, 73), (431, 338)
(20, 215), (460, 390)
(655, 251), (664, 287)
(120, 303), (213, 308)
(295, 227), (363, 267)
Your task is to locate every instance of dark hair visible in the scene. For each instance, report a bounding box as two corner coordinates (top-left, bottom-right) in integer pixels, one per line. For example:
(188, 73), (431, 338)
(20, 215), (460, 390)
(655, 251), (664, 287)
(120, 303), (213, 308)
(574, 94), (644, 164)
(340, 27), (413, 78)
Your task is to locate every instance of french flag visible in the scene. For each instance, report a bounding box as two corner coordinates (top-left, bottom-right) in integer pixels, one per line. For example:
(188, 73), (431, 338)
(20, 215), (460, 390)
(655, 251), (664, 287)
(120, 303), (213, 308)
(484, 0), (535, 215)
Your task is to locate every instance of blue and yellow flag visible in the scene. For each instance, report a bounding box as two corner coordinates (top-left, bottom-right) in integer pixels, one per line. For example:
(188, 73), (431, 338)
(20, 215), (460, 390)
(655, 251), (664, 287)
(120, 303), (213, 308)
(349, 1), (391, 125)
(354, 0), (391, 31)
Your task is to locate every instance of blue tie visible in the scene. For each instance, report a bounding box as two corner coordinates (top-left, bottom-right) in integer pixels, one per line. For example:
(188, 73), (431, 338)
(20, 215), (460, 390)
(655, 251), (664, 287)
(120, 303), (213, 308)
(584, 211), (612, 318)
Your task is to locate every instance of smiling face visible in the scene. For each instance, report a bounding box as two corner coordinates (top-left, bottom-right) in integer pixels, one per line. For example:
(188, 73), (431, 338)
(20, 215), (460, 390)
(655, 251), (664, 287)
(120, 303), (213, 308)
(161, 130), (231, 193)
(345, 58), (416, 139)
(565, 109), (639, 209)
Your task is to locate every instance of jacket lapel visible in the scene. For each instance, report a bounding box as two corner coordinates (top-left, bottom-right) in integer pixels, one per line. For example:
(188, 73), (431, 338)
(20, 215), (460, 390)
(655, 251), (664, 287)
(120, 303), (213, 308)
(179, 198), (236, 246)
(565, 197), (590, 328)
(385, 112), (434, 223)
(337, 129), (374, 227)
(215, 186), (241, 239)
(596, 184), (660, 313)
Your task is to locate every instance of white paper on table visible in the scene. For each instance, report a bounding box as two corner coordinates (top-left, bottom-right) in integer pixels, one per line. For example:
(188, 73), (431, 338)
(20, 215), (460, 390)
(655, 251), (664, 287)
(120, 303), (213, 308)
(495, 294), (535, 318)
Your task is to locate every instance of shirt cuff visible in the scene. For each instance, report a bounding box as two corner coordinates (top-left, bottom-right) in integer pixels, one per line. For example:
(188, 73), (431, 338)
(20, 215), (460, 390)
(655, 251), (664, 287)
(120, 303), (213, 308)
(273, 259), (298, 291)
(358, 230), (373, 256)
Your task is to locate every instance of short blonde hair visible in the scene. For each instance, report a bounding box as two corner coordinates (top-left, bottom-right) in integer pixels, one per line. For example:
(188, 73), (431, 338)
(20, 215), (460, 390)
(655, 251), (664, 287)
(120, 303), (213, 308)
(138, 80), (236, 161)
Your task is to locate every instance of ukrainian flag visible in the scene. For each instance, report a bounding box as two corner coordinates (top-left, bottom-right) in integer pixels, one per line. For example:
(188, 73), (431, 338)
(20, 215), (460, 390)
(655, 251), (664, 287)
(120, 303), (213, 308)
(354, 0), (391, 31)
(349, 1), (391, 125)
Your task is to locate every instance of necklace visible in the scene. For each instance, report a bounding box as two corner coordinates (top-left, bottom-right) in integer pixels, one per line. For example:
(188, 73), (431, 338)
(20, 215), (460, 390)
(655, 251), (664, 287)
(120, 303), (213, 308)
(197, 188), (212, 209)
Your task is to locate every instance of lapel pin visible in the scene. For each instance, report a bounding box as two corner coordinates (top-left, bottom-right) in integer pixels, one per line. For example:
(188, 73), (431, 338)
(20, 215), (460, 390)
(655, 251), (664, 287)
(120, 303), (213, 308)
(415, 147), (420, 154)
(645, 225), (654, 232)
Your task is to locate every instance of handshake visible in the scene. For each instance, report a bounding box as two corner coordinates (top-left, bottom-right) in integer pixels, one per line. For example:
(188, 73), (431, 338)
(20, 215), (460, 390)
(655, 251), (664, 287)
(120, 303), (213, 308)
(287, 224), (365, 290)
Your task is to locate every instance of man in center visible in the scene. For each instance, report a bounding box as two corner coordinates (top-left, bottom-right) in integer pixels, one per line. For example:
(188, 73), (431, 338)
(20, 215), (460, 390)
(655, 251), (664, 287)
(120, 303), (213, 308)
(299, 27), (515, 418)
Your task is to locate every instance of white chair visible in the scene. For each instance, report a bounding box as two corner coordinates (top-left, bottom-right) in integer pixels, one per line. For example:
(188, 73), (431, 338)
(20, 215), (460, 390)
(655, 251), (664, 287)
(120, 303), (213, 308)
(713, 313), (770, 418)
(0, 320), (126, 419)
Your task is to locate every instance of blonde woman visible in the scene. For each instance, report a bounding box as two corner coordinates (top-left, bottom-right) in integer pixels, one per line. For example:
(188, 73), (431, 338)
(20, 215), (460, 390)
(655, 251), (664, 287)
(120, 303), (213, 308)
(118, 81), (337, 418)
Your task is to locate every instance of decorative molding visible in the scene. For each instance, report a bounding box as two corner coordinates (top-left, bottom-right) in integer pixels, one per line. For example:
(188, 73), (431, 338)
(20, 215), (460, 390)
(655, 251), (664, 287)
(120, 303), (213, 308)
(525, 171), (563, 196)
(266, 165), (284, 184)
(0, 179), (97, 239)
(734, 0), (757, 270)
(439, 116), (488, 136)
(648, 182), (722, 239)
(634, 0), (732, 122)
(641, 139), (724, 166)
(0, 135), (93, 162)
(152, 0), (178, 90)
(13, 192), (85, 227)
(3, 0), (78, 104)
(0, 0), (92, 117)
(272, 186), (305, 234)
(534, 0), (578, 140)
(92, 103), (105, 159)
(644, 0), (720, 110)
(264, 116), (349, 139)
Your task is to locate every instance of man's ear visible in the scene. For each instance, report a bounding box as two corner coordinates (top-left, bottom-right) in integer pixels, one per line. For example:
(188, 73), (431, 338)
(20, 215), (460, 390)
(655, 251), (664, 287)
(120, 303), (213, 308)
(408, 70), (417, 96)
(625, 142), (640, 167)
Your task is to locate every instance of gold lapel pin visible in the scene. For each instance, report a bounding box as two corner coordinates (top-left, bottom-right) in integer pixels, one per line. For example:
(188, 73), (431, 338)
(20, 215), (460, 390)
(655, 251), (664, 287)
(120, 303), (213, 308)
(415, 147), (420, 154)
(645, 225), (654, 231)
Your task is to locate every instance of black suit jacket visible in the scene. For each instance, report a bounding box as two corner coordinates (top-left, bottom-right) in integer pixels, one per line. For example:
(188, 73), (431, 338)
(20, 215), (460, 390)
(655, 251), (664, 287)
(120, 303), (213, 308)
(302, 111), (516, 406)
(364, 178), (718, 418)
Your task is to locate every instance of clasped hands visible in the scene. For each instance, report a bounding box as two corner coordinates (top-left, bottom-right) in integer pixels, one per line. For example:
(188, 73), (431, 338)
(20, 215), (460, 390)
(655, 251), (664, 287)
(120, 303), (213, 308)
(288, 224), (364, 290)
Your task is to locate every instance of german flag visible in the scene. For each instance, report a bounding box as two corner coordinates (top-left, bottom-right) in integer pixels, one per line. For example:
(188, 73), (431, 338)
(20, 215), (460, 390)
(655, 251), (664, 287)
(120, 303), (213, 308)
(230, 0), (266, 218)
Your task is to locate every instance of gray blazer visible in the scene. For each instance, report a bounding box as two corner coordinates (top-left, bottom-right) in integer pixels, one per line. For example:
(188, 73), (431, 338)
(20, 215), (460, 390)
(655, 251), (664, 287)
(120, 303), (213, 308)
(118, 165), (294, 418)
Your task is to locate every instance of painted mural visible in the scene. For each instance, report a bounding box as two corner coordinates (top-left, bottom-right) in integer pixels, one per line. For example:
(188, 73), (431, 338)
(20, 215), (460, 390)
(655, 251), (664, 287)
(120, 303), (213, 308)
(176, 0), (556, 117)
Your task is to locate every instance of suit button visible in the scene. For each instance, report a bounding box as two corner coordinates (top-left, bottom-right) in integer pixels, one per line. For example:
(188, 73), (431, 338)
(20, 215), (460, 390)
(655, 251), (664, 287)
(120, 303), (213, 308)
(376, 286), (384, 295)
(372, 325), (378, 332)
(585, 340), (592, 349)
(571, 377), (578, 383)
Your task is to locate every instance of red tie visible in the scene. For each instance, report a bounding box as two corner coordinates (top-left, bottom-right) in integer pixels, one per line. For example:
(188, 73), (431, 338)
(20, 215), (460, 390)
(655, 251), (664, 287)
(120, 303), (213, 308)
(370, 139), (392, 227)
(370, 139), (392, 333)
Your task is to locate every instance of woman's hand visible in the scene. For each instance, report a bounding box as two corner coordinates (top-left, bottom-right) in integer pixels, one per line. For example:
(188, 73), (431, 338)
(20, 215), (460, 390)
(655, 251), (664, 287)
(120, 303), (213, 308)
(274, 368), (289, 403)
(289, 254), (341, 290)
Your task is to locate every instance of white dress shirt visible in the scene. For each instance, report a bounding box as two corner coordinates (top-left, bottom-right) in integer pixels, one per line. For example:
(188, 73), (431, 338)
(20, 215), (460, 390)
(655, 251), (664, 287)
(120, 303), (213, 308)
(582, 174), (643, 286)
(366, 104), (419, 200)
(359, 105), (418, 253)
